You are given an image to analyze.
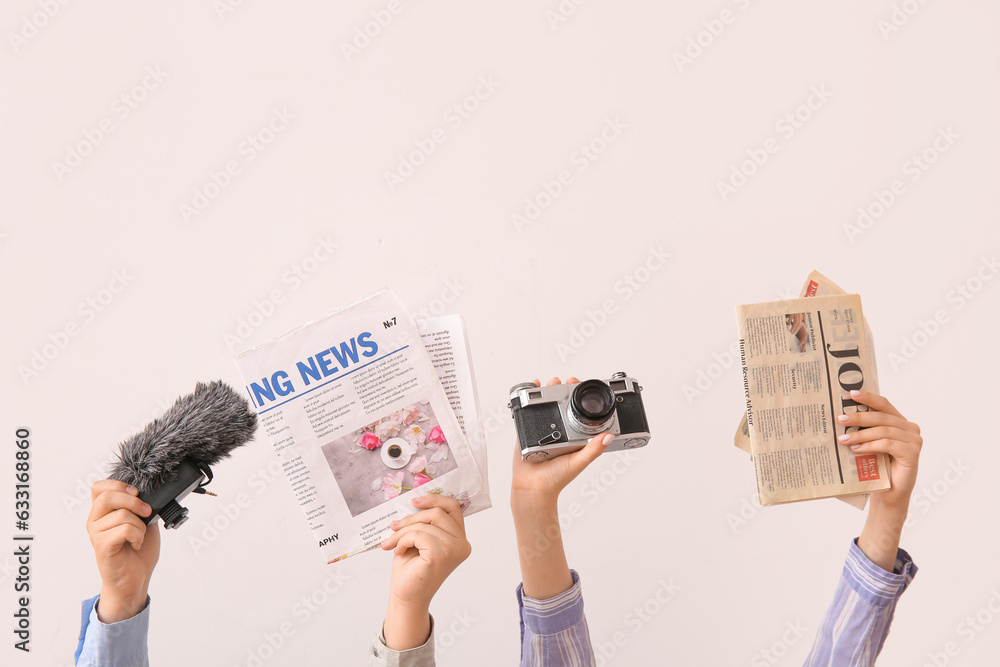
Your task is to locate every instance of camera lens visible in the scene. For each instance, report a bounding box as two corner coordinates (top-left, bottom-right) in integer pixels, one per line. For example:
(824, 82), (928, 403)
(568, 380), (616, 434)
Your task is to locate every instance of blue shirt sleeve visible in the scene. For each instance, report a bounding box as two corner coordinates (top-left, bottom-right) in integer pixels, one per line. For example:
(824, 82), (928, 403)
(517, 570), (595, 667)
(76, 595), (151, 667)
(803, 539), (917, 667)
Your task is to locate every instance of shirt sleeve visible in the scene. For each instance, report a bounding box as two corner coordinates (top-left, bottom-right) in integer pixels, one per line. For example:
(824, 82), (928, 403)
(76, 595), (151, 667)
(368, 615), (436, 667)
(517, 570), (595, 667)
(803, 539), (917, 667)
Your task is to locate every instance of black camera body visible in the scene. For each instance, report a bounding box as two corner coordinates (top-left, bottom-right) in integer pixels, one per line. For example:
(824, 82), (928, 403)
(508, 373), (650, 462)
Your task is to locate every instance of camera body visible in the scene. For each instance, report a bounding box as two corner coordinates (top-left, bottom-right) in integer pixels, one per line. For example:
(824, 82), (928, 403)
(508, 372), (650, 462)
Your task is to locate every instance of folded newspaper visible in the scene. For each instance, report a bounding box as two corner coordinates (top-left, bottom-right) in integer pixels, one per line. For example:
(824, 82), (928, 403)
(735, 281), (890, 506)
(233, 289), (489, 563)
(734, 271), (879, 510)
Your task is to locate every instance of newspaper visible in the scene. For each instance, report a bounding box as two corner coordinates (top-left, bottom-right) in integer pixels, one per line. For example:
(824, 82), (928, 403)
(233, 289), (488, 563)
(417, 314), (491, 514)
(736, 291), (891, 506)
(734, 271), (879, 509)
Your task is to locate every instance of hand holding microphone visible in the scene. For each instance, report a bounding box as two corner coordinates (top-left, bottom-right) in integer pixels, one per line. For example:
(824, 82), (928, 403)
(86, 480), (159, 623)
(86, 380), (256, 622)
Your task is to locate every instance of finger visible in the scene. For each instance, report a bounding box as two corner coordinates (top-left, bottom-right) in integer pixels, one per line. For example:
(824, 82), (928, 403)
(847, 390), (904, 419)
(91, 480), (139, 501)
(563, 432), (613, 479)
(838, 425), (921, 448)
(837, 411), (914, 433)
(545, 377), (562, 386)
(91, 507), (149, 537)
(88, 491), (152, 525)
(566, 377), (580, 384)
(381, 522), (449, 554)
(390, 504), (462, 539)
(410, 494), (465, 532)
(97, 522), (147, 553)
(846, 436), (922, 463)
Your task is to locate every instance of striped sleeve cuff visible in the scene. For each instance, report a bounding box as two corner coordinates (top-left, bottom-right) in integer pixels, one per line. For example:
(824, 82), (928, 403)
(842, 538), (917, 607)
(517, 570), (586, 635)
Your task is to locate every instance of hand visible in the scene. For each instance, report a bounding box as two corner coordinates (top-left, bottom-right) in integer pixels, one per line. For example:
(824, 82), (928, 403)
(511, 377), (613, 512)
(837, 390), (922, 572)
(511, 377), (612, 600)
(380, 494), (471, 650)
(86, 480), (160, 623)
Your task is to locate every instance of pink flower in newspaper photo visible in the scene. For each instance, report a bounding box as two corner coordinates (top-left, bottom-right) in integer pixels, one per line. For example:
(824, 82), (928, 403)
(408, 456), (429, 474)
(379, 471), (405, 500)
(396, 405), (427, 425)
(359, 432), (382, 450)
(428, 425), (447, 445)
(412, 472), (432, 488)
(430, 445), (449, 463)
(376, 419), (400, 440)
(402, 425), (426, 446)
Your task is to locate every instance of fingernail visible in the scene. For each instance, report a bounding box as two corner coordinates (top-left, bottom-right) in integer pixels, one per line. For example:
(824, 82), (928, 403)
(837, 415), (849, 423)
(126, 485), (138, 496)
(601, 434), (614, 446)
(850, 444), (861, 450)
(838, 434), (851, 442)
(850, 390), (862, 398)
(390, 520), (399, 528)
(141, 503), (152, 515)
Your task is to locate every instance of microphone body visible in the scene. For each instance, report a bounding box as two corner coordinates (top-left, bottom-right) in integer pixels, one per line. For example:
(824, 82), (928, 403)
(109, 381), (257, 529)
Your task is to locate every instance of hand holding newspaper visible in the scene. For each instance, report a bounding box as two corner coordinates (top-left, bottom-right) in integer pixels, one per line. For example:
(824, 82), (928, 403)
(233, 289), (488, 562)
(734, 271), (881, 509)
(735, 280), (890, 506)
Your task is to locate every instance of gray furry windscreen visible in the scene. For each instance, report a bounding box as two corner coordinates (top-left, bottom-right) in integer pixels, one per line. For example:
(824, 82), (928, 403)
(109, 381), (257, 492)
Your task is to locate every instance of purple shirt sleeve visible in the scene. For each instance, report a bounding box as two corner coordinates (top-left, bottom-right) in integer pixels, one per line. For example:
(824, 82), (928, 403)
(803, 539), (917, 667)
(517, 570), (595, 667)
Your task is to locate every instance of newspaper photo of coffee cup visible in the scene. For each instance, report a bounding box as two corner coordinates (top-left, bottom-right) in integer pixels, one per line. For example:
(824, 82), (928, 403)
(321, 400), (458, 517)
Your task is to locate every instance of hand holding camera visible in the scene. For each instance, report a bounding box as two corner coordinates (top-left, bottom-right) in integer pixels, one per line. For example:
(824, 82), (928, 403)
(508, 372), (650, 463)
(510, 377), (623, 600)
(86, 480), (160, 623)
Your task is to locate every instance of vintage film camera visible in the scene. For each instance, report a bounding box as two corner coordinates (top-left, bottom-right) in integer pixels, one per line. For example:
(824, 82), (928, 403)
(508, 372), (650, 462)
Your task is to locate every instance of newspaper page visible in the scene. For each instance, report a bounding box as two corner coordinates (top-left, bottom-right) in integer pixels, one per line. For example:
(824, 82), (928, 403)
(733, 271), (880, 509)
(418, 315), (491, 514)
(736, 293), (891, 506)
(233, 289), (487, 563)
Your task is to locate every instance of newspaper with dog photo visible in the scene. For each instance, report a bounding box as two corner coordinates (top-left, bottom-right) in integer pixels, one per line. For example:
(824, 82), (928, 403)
(734, 271), (879, 509)
(735, 284), (890, 506)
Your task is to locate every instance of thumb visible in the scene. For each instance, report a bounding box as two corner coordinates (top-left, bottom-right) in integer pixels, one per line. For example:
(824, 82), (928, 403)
(563, 433), (612, 479)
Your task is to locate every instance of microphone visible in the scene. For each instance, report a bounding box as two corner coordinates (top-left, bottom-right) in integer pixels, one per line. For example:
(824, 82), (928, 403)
(109, 380), (257, 529)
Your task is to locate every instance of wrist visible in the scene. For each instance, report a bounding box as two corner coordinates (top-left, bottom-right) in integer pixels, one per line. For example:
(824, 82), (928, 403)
(383, 594), (431, 650)
(97, 586), (148, 624)
(511, 492), (558, 519)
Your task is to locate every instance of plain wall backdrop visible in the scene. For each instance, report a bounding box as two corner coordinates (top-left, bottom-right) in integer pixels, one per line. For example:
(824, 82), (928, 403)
(2, 1), (998, 665)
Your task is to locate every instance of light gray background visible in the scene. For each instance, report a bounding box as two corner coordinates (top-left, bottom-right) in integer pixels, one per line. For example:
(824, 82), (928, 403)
(2, 1), (998, 665)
